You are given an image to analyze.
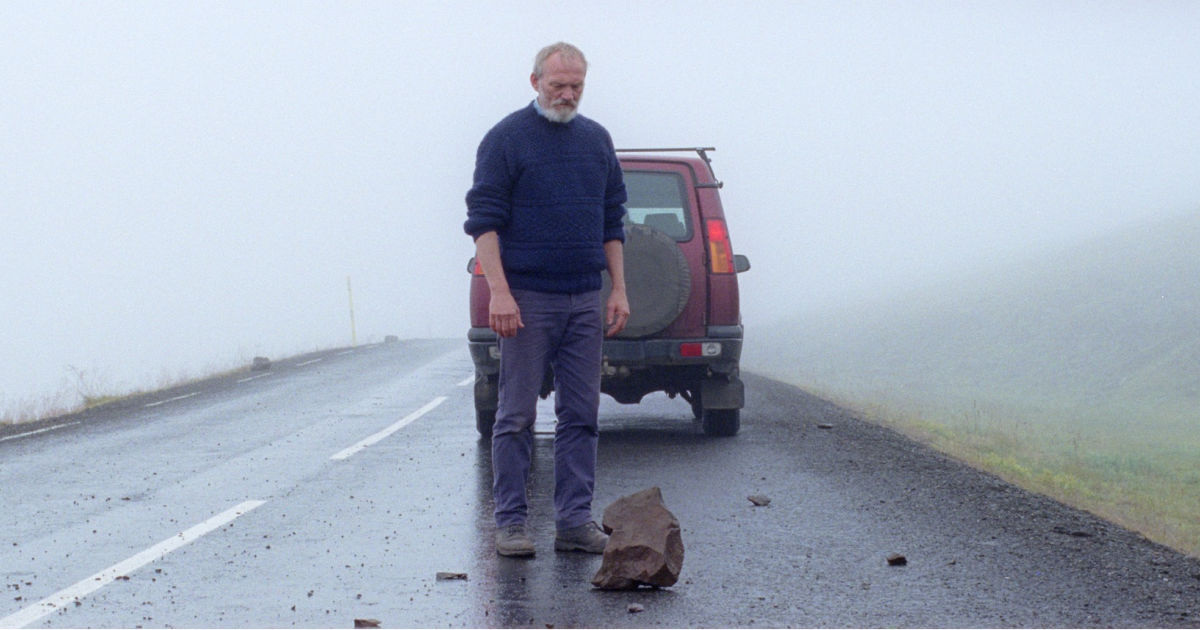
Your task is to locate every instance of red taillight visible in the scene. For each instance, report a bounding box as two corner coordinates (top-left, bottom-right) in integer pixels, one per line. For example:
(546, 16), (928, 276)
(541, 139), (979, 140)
(706, 219), (734, 273)
(473, 259), (484, 276)
(679, 342), (723, 358)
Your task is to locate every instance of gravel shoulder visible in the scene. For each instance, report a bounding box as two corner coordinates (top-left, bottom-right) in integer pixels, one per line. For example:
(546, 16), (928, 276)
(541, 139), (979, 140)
(740, 373), (1200, 627)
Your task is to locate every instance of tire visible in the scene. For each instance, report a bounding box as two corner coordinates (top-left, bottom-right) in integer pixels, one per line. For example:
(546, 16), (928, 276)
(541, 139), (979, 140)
(601, 224), (690, 338)
(701, 408), (740, 437)
(476, 406), (496, 438)
(473, 371), (498, 438)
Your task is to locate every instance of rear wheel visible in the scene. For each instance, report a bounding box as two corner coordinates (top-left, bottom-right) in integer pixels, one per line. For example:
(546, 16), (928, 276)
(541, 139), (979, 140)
(476, 406), (496, 438)
(474, 372), (498, 438)
(701, 408), (740, 437)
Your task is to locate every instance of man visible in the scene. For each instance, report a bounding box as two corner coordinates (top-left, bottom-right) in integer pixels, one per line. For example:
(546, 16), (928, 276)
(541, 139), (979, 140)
(464, 42), (630, 557)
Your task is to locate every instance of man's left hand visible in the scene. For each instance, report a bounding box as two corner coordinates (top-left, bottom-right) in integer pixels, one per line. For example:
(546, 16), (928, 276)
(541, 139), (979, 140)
(605, 288), (630, 337)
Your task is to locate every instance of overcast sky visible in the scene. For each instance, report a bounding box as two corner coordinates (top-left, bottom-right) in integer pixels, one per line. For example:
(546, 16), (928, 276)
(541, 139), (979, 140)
(3, 1), (1198, 418)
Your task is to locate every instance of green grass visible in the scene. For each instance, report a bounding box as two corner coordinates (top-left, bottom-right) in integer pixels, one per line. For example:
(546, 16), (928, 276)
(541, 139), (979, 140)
(807, 386), (1200, 557)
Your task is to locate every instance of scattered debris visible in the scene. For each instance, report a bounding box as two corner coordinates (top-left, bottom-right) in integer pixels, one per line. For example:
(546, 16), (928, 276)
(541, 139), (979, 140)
(593, 487), (684, 590)
(1052, 525), (1094, 538)
(747, 495), (772, 507)
(817, 423), (834, 429)
(251, 356), (271, 371)
(436, 572), (468, 581)
(354, 619), (381, 628)
(627, 603), (645, 613)
(886, 553), (907, 566)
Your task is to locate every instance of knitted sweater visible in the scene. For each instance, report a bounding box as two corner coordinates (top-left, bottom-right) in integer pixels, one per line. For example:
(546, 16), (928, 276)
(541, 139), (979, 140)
(464, 102), (627, 294)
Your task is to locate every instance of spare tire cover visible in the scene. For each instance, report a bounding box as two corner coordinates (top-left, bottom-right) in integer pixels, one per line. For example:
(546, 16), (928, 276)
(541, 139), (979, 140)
(601, 223), (691, 338)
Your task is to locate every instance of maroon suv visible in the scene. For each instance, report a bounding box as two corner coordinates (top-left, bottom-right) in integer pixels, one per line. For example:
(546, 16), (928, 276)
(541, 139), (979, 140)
(467, 148), (750, 436)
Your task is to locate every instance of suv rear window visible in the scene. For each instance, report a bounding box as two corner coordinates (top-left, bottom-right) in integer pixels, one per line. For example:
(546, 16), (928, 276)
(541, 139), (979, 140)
(622, 170), (691, 241)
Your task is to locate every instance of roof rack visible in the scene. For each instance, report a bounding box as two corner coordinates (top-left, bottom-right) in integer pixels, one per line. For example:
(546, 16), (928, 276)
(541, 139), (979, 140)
(615, 147), (722, 189)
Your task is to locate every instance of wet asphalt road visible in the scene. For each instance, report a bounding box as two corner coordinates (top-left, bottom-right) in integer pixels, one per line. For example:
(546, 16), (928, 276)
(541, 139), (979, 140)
(2, 338), (1199, 628)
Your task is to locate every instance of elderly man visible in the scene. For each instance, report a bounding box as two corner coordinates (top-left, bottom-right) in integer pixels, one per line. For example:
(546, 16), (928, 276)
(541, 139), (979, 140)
(464, 42), (630, 557)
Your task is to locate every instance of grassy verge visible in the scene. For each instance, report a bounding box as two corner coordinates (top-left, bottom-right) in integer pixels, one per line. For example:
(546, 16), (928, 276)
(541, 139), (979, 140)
(806, 383), (1200, 558)
(1, 359), (281, 427)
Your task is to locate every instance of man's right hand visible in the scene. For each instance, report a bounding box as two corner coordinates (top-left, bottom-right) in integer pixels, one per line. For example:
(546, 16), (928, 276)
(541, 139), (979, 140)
(474, 231), (523, 338)
(489, 291), (524, 338)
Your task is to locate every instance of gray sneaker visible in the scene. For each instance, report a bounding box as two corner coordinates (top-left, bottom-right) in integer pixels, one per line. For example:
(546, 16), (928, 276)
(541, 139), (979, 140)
(555, 521), (609, 553)
(495, 524), (535, 557)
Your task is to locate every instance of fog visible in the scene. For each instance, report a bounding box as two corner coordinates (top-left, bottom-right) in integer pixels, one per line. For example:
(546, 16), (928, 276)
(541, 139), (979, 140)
(3, 1), (1199, 421)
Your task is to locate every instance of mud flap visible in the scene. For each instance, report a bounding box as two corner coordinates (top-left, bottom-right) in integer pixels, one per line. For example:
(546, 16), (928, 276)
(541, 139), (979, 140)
(700, 377), (744, 410)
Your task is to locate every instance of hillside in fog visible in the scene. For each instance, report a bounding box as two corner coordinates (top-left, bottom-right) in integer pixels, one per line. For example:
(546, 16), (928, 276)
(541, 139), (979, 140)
(747, 210), (1200, 554)
(752, 211), (1200, 426)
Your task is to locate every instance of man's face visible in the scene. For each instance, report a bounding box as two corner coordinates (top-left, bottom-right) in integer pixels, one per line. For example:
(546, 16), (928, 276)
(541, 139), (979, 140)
(531, 52), (586, 123)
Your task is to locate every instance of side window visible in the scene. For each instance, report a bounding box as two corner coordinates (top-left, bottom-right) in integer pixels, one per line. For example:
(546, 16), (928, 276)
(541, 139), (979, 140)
(621, 171), (691, 241)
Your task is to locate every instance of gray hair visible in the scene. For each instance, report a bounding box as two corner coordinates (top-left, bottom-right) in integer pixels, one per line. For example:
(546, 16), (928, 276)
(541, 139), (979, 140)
(533, 42), (587, 78)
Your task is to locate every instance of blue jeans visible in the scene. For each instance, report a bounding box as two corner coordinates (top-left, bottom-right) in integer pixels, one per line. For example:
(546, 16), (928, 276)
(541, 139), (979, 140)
(492, 288), (603, 531)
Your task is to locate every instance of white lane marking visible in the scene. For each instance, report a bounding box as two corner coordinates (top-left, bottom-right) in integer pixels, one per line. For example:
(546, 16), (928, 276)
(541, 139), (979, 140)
(533, 398), (556, 435)
(0, 500), (266, 629)
(336, 350), (355, 356)
(297, 358), (323, 367)
(236, 373), (271, 383)
(143, 392), (197, 408)
(457, 375), (474, 387)
(0, 421), (82, 443)
(330, 396), (447, 461)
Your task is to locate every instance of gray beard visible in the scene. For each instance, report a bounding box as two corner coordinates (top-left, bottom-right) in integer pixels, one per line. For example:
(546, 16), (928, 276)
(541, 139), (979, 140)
(539, 102), (579, 124)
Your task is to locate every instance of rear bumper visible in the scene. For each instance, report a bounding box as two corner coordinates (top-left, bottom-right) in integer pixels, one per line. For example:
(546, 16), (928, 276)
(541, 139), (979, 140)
(467, 325), (743, 375)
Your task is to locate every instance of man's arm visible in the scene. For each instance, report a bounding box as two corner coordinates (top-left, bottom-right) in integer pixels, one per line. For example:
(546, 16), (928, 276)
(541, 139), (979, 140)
(475, 231), (523, 338)
(603, 239), (629, 337)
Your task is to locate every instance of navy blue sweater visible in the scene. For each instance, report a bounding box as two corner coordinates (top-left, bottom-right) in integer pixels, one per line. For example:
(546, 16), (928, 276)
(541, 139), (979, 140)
(464, 103), (627, 294)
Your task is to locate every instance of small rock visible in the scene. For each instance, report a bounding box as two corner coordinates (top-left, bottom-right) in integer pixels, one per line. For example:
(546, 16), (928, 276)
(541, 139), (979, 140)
(354, 619), (381, 628)
(747, 495), (771, 507)
(817, 423), (834, 429)
(886, 553), (907, 566)
(627, 603), (644, 613)
(1052, 525), (1094, 538)
(435, 572), (467, 581)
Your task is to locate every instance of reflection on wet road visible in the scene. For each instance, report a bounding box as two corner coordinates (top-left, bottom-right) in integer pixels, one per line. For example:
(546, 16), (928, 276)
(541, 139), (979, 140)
(2, 339), (1198, 627)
